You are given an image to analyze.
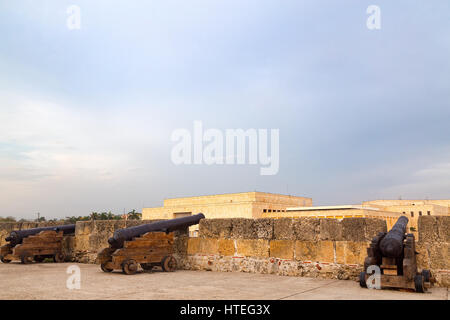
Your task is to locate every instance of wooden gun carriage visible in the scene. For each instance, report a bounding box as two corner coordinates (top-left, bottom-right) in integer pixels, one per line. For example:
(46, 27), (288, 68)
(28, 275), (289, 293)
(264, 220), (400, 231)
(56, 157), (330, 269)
(359, 216), (432, 292)
(97, 231), (177, 274)
(0, 230), (68, 264)
(97, 213), (204, 275)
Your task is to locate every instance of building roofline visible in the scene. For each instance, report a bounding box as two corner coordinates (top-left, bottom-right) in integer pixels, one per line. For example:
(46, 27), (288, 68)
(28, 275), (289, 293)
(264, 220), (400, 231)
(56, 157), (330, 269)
(287, 205), (381, 211)
(164, 191), (311, 201)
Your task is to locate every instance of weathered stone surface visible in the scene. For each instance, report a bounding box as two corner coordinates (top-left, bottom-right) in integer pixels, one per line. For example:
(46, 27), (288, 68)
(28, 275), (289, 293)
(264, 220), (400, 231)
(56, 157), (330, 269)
(187, 238), (201, 255)
(293, 218), (320, 241)
(178, 255), (364, 282)
(273, 218), (294, 240)
(342, 218), (366, 241)
(231, 219), (256, 239)
(253, 218), (274, 240)
(62, 235), (75, 261)
(218, 239), (235, 256)
(338, 241), (369, 265)
(295, 241), (319, 262)
(174, 235), (188, 255)
(419, 216), (450, 243)
(236, 239), (269, 257)
(295, 241), (334, 263)
(320, 219), (343, 241)
(364, 218), (387, 240)
(75, 221), (92, 236)
(270, 240), (294, 259)
(200, 238), (219, 255)
(199, 219), (232, 238)
(433, 272), (450, 287)
(427, 243), (450, 270)
(415, 242), (430, 269)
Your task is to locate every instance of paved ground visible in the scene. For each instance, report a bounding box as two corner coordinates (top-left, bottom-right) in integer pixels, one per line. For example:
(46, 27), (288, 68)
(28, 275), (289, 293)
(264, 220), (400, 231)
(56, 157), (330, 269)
(0, 263), (447, 300)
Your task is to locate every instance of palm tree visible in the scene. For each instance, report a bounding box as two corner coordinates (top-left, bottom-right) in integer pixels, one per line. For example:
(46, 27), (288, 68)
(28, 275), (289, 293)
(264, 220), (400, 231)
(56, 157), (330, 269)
(127, 209), (142, 220)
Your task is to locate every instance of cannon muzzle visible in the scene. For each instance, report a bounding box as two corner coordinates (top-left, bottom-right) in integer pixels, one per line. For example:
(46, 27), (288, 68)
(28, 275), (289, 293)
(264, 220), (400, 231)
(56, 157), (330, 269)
(108, 213), (205, 249)
(54, 224), (76, 235)
(379, 216), (409, 258)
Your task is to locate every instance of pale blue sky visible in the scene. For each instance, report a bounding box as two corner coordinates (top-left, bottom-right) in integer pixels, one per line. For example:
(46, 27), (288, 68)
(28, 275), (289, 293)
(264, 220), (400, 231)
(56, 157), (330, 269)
(1, 1), (449, 219)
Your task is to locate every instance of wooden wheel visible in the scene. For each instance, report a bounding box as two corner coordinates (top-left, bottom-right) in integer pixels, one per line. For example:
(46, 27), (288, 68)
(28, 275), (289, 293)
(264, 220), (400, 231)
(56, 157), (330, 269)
(53, 252), (65, 263)
(421, 269), (431, 282)
(20, 253), (33, 264)
(122, 259), (138, 275)
(101, 262), (114, 273)
(0, 255), (12, 263)
(161, 255), (177, 272)
(359, 272), (367, 288)
(414, 274), (425, 293)
(140, 263), (153, 271)
(34, 255), (45, 263)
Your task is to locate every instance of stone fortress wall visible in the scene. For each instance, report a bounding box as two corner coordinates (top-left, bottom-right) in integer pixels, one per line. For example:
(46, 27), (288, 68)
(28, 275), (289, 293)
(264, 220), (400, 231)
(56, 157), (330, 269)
(0, 216), (448, 287)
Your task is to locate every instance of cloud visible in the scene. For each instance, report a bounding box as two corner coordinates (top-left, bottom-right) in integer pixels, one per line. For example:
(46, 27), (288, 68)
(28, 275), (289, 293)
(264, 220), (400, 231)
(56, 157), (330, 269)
(0, 92), (173, 218)
(378, 153), (450, 200)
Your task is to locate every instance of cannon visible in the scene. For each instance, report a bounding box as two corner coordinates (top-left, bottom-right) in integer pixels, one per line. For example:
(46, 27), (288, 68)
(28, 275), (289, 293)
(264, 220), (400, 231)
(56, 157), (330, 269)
(97, 213), (205, 274)
(359, 216), (432, 292)
(0, 224), (75, 264)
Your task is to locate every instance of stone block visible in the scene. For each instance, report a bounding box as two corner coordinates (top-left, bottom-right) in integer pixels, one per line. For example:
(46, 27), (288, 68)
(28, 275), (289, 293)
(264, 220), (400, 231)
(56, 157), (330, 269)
(270, 240), (294, 259)
(187, 238), (201, 255)
(75, 221), (93, 236)
(295, 241), (319, 262)
(419, 216), (450, 243)
(236, 239), (269, 257)
(254, 218), (274, 240)
(364, 218), (387, 240)
(273, 218), (294, 240)
(74, 235), (90, 252)
(199, 219), (232, 238)
(320, 219), (343, 241)
(218, 239), (235, 256)
(231, 218), (256, 239)
(342, 241), (369, 265)
(200, 238), (219, 255)
(415, 242), (430, 269)
(295, 241), (334, 263)
(173, 236), (188, 255)
(293, 218), (320, 241)
(342, 218), (366, 241)
(427, 243), (450, 270)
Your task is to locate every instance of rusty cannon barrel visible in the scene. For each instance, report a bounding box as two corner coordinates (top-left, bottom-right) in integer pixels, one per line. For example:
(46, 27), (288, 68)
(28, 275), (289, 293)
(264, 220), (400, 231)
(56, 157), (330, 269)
(54, 224), (76, 235)
(108, 213), (205, 249)
(379, 216), (409, 258)
(5, 224), (74, 247)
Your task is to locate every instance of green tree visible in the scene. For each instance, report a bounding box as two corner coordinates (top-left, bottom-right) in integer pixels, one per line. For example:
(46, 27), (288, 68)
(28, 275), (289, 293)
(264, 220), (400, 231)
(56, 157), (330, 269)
(127, 209), (142, 220)
(0, 216), (16, 222)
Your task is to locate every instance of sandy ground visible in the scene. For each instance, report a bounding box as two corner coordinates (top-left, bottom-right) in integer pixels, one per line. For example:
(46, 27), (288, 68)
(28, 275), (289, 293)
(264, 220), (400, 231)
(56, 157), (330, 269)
(0, 263), (447, 300)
